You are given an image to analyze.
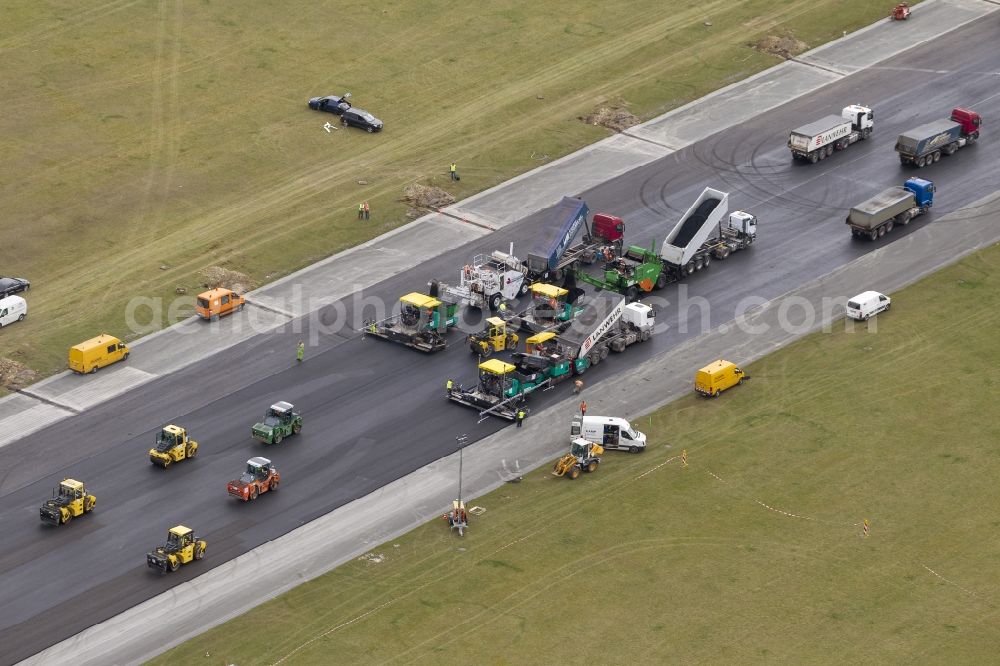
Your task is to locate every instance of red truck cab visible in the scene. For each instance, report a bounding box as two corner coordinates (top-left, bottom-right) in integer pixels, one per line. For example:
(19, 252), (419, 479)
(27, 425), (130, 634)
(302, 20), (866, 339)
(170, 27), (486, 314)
(950, 108), (982, 137)
(591, 214), (625, 244)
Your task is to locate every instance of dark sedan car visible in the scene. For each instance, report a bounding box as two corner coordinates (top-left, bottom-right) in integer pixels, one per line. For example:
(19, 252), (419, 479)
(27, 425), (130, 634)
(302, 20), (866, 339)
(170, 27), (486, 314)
(0, 277), (29, 298)
(340, 108), (383, 133)
(308, 93), (352, 115)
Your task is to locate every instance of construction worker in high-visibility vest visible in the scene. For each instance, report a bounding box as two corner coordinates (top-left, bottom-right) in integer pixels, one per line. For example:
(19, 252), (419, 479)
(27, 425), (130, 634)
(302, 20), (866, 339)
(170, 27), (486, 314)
(296, 341), (305, 363)
(446, 378), (454, 394)
(516, 408), (525, 428)
(358, 202), (365, 220)
(450, 162), (458, 181)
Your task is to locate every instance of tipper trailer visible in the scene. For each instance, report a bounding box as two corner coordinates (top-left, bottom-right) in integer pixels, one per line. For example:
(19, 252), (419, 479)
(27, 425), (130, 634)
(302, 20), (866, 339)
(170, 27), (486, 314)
(523, 197), (624, 284)
(575, 188), (757, 301)
(846, 178), (935, 240)
(788, 105), (874, 163)
(894, 108), (981, 168)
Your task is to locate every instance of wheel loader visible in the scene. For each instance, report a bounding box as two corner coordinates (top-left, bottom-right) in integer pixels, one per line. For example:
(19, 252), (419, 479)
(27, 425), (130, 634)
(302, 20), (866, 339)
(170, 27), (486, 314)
(468, 317), (519, 357)
(39, 478), (96, 525)
(146, 525), (207, 573)
(149, 424), (199, 467)
(552, 438), (605, 480)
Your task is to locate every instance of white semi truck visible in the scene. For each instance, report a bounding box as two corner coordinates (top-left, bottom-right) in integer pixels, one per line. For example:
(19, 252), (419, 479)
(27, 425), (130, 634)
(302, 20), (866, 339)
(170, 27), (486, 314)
(788, 105), (874, 163)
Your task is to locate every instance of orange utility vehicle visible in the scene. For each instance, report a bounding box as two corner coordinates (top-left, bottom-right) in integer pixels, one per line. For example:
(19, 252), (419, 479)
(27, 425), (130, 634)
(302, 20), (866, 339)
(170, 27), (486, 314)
(196, 288), (245, 321)
(227, 457), (280, 501)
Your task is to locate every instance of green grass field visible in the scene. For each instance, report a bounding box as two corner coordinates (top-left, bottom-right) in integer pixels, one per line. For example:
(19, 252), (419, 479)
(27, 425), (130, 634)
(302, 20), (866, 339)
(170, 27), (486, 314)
(1, 0), (897, 387)
(150, 244), (1000, 665)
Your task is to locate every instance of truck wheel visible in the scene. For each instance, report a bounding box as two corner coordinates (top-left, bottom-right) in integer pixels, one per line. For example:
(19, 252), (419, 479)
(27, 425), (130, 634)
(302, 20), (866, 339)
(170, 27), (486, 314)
(169, 558), (180, 572)
(84, 497), (95, 513)
(489, 294), (501, 311)
(885, 221), (894, 234)
(250, 487), (258, 500)
(568, 468), (581, 480)
(878, 226), (886, 238)
(869, 230), (878, 241)
(654, 273), (667, 289)
(586, 461), (598, 473)
(969, 132), (979, 143)
(825, 144), (834, 157)
(187, 444), (197, 458)
(932, 151), (941, 163)
(62, 511), (72, 525)
(702, 254), (711, 269)
(599, 345), (609, 360)
(715, 389), (721, 398)
(90, 365), (98, 374)
(270, 478), (279, 491)
(898, 211), (912, 226)
(162, 457), (171, 469)
(640, 329), (650, 342)
(506, 336), (517, 351)
(862, 128), (871, 140)
(194, 544), (205, 560)
(629, 446), (640, 454)
(916, 156), (926, 168)
(945, 143), (957, 156)
(518, 281), (530, 297)
(273, 432), (283, 444)
(293, 422), (302, 434)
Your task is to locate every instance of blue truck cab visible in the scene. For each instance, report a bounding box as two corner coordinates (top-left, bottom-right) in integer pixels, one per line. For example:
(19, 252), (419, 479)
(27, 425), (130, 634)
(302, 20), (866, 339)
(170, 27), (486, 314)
(904, 177), (935, 210)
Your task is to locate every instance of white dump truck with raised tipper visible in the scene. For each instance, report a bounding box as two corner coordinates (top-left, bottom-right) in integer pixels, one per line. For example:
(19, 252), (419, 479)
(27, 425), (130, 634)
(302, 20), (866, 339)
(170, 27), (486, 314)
(788, 105), (874, 163)
(574, 187), (757, 301)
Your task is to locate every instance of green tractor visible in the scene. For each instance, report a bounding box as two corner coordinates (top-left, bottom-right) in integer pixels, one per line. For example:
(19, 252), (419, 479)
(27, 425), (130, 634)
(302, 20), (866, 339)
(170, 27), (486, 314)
(252, 401), (303, 444)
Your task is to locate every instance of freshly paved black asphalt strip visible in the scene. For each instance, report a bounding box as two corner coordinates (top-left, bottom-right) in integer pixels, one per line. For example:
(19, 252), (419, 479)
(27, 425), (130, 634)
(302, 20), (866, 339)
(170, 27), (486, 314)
(2, 19), (999, 664)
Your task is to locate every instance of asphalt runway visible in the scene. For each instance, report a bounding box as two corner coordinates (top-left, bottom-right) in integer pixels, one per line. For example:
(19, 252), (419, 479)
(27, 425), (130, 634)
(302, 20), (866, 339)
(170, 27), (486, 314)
(2, 18), (999, 664)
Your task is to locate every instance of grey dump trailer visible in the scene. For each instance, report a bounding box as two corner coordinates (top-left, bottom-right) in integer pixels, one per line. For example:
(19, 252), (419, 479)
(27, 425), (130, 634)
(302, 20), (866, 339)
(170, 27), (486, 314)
(846, 178), (935, 240)
(895, 119), (968, 167)
(523, 198), (625, 284)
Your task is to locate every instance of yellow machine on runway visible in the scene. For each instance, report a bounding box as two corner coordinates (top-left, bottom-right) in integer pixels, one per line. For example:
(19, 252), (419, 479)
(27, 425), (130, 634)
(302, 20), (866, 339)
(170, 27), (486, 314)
(146, 525), (207, 573)
(149, 425), (199, 467)
(468, 317), (519, 357)
(39, 479), (96, 525)
(552, 438), (604, 480)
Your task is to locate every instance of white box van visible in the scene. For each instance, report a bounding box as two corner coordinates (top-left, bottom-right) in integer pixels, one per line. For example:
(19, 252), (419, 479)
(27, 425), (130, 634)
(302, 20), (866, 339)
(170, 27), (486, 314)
(570, 415), (647, 453)
(846, 291), (891, 321)
(0, 295), (27, 328)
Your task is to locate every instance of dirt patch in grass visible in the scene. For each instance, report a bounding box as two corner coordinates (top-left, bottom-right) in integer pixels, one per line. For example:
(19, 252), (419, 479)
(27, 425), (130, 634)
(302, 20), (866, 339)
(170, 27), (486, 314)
(402, 184), (456, 211)
(754, 33), (810, 59)
(200, 267), (257, 294)
(0, 357), (38, 392)
(580, 99), (640, 132)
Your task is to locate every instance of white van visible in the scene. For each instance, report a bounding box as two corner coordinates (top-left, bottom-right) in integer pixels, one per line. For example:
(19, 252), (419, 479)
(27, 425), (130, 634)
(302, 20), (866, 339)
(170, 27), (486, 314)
(846, 291), (891, 321)
(0, 295), (27, 328)
(571, 415), (647, 453)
